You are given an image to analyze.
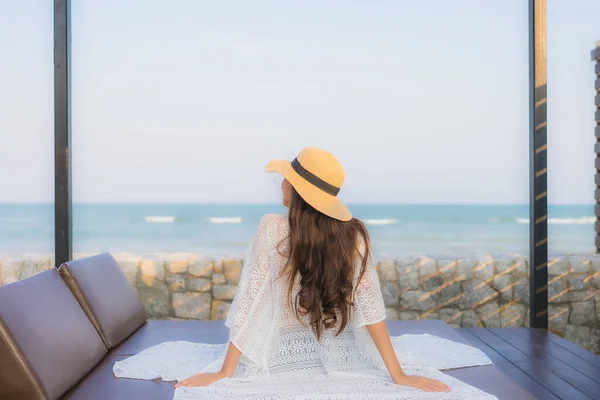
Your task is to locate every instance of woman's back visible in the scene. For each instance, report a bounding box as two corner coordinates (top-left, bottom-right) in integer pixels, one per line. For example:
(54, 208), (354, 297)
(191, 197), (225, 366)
(230, 213), (387, 378)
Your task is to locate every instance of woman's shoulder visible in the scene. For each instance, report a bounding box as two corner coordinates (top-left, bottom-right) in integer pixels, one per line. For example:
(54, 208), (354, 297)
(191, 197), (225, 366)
(258, 213), (287, 229)
(258, 213), (287, 226)
(257, 213), (288, 238)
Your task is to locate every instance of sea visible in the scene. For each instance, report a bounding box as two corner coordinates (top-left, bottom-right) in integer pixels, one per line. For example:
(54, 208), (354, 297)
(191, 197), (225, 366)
(0, 204), (595, 258)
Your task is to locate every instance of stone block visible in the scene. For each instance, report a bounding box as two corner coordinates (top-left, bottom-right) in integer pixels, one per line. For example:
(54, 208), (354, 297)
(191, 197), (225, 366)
(213, 284), (238, 300)
(589, 254), (600, 272)
(172, 292), (211, 320)
(166, 260), (189, 274)
(565, 324), (591, 350)
(570, 256), (592, 274)
(211, 300), (231, 320)
(473, 260), (494, 281)
(396, 259), (419, 290)
(455, 260), (477, 281)
(569, 301), (597, 326)
(548, 304), (570, 334)
(438, 308), (462, 325)
(20, 260), (51, 280)
(141, 265), (167, 287)
(514, 258), (527, 275)
(421, 274), (445, 295)
(189, 257), (214, 277)
(223, 259), (242, 285)
(378, 260), (398, 282)
(477, 301), (501, 328)
(381, 281), (401, 307)
(214, 260), (224, 274)
(438, 259), (457, 281)
(1, 259), (23, 284)
(460, 280), (498, 310)
(140, 256), (165, 280)
(399, 311), (421, 320)
(548, 257), (569, 275)
(548, 276), (569, 303)
(500, 304), (527, 327)
(591, 271), (600, 289)
(596, 292), (600, 324)
(590, 328), (600, 355)
(212, 273), (226, 285)
(493, 275), (513, 302)
(513, 278), (529, 305)
(495, 258), (517, 274)
(400, 290), (436, 311)
(137, 280), (170, 317)
(418, 257), (437, 278)
(567, 273), (591, 291)
(188, 277), (211, 293)
(569, 289), (597, 302)
(166, 274), (186, 292)
(438, 283), (463, 308)
(461, 310), (482, 328)
(421, 312), (440, 320)
(385, 307), (399, 320)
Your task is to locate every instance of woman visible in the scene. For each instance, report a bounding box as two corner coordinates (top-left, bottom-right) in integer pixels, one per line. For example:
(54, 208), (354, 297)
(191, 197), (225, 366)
(114, 147), (495, 400)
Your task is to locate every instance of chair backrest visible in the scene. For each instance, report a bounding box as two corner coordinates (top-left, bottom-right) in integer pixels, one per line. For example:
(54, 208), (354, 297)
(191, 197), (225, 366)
(0, 269), (107, 400)
(59, 252), (147, 349)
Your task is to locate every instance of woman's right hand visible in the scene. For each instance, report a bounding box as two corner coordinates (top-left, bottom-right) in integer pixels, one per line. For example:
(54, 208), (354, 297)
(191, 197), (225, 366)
(175, 371), (228, 388)
(394, 374), (451, 392)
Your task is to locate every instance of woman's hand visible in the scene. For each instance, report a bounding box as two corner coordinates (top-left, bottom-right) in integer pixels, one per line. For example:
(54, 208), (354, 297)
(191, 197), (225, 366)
(394, 374), (450, 392)
(365, 321), (450, 393)
(175, 371), (228, 388)
(175, 343), (241, 389)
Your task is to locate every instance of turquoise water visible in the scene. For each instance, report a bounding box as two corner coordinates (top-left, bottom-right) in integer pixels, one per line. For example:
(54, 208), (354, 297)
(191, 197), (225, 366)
(0, 204), (595, 257)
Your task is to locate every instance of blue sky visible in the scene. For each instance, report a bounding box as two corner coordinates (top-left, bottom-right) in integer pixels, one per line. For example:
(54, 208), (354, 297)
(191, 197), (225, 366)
(0, 1), (598, 204)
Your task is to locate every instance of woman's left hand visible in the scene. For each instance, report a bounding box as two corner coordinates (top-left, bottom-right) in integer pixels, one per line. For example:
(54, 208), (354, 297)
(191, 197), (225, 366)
(175, 371), (228, 388)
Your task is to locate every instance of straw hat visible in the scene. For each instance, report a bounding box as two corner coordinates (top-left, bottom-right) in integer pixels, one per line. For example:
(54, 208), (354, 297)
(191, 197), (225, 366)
(265, 147), (352, 221)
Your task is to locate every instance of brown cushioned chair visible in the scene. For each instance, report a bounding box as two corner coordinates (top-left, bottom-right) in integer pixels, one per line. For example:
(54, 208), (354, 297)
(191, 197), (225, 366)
(0, 269), (107, 400)
(59, 252), (148, 349)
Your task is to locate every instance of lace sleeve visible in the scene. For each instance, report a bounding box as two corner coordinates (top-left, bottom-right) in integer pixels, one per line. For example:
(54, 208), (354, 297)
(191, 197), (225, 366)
(352, 240), (386, 328)
(225, 215), (276, 369)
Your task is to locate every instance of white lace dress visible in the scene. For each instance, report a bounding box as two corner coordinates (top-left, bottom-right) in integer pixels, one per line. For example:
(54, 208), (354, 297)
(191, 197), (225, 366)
(114, 214), (496, 400)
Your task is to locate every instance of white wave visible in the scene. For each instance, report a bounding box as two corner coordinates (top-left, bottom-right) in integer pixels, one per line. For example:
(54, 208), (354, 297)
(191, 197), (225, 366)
(364, 218), (399, 226)
(208, 217), (242, 224)
(145, 216), (176, 223)
(515, 217), (594, 225)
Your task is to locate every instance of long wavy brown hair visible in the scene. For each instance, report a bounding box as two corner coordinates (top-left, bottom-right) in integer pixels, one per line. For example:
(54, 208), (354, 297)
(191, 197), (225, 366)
(278, 187), (371, 340)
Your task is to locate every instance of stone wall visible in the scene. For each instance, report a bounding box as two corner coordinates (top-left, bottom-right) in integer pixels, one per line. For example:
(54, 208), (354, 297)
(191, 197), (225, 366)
(1, 254), (599, 354)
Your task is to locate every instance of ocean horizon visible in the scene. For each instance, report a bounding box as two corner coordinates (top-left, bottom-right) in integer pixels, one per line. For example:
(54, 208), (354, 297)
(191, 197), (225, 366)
(0, 203), (595, 258)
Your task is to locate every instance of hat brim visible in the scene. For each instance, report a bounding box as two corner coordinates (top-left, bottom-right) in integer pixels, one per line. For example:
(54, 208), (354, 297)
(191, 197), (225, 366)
(265, 160), (352, 222)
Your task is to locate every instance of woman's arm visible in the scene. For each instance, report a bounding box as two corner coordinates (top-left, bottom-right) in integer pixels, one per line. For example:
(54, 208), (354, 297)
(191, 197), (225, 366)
(175, 342), (241, 388)
(176, 216), (275, 388)
(366, 321), (450, 393)
(220, 342), (242, 377)
(366, 320), (404, 379)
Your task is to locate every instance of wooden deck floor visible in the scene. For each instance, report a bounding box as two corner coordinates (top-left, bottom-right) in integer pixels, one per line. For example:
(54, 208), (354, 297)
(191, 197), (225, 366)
(63, 320), (600, 399)
(457, 328), (600, 400)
